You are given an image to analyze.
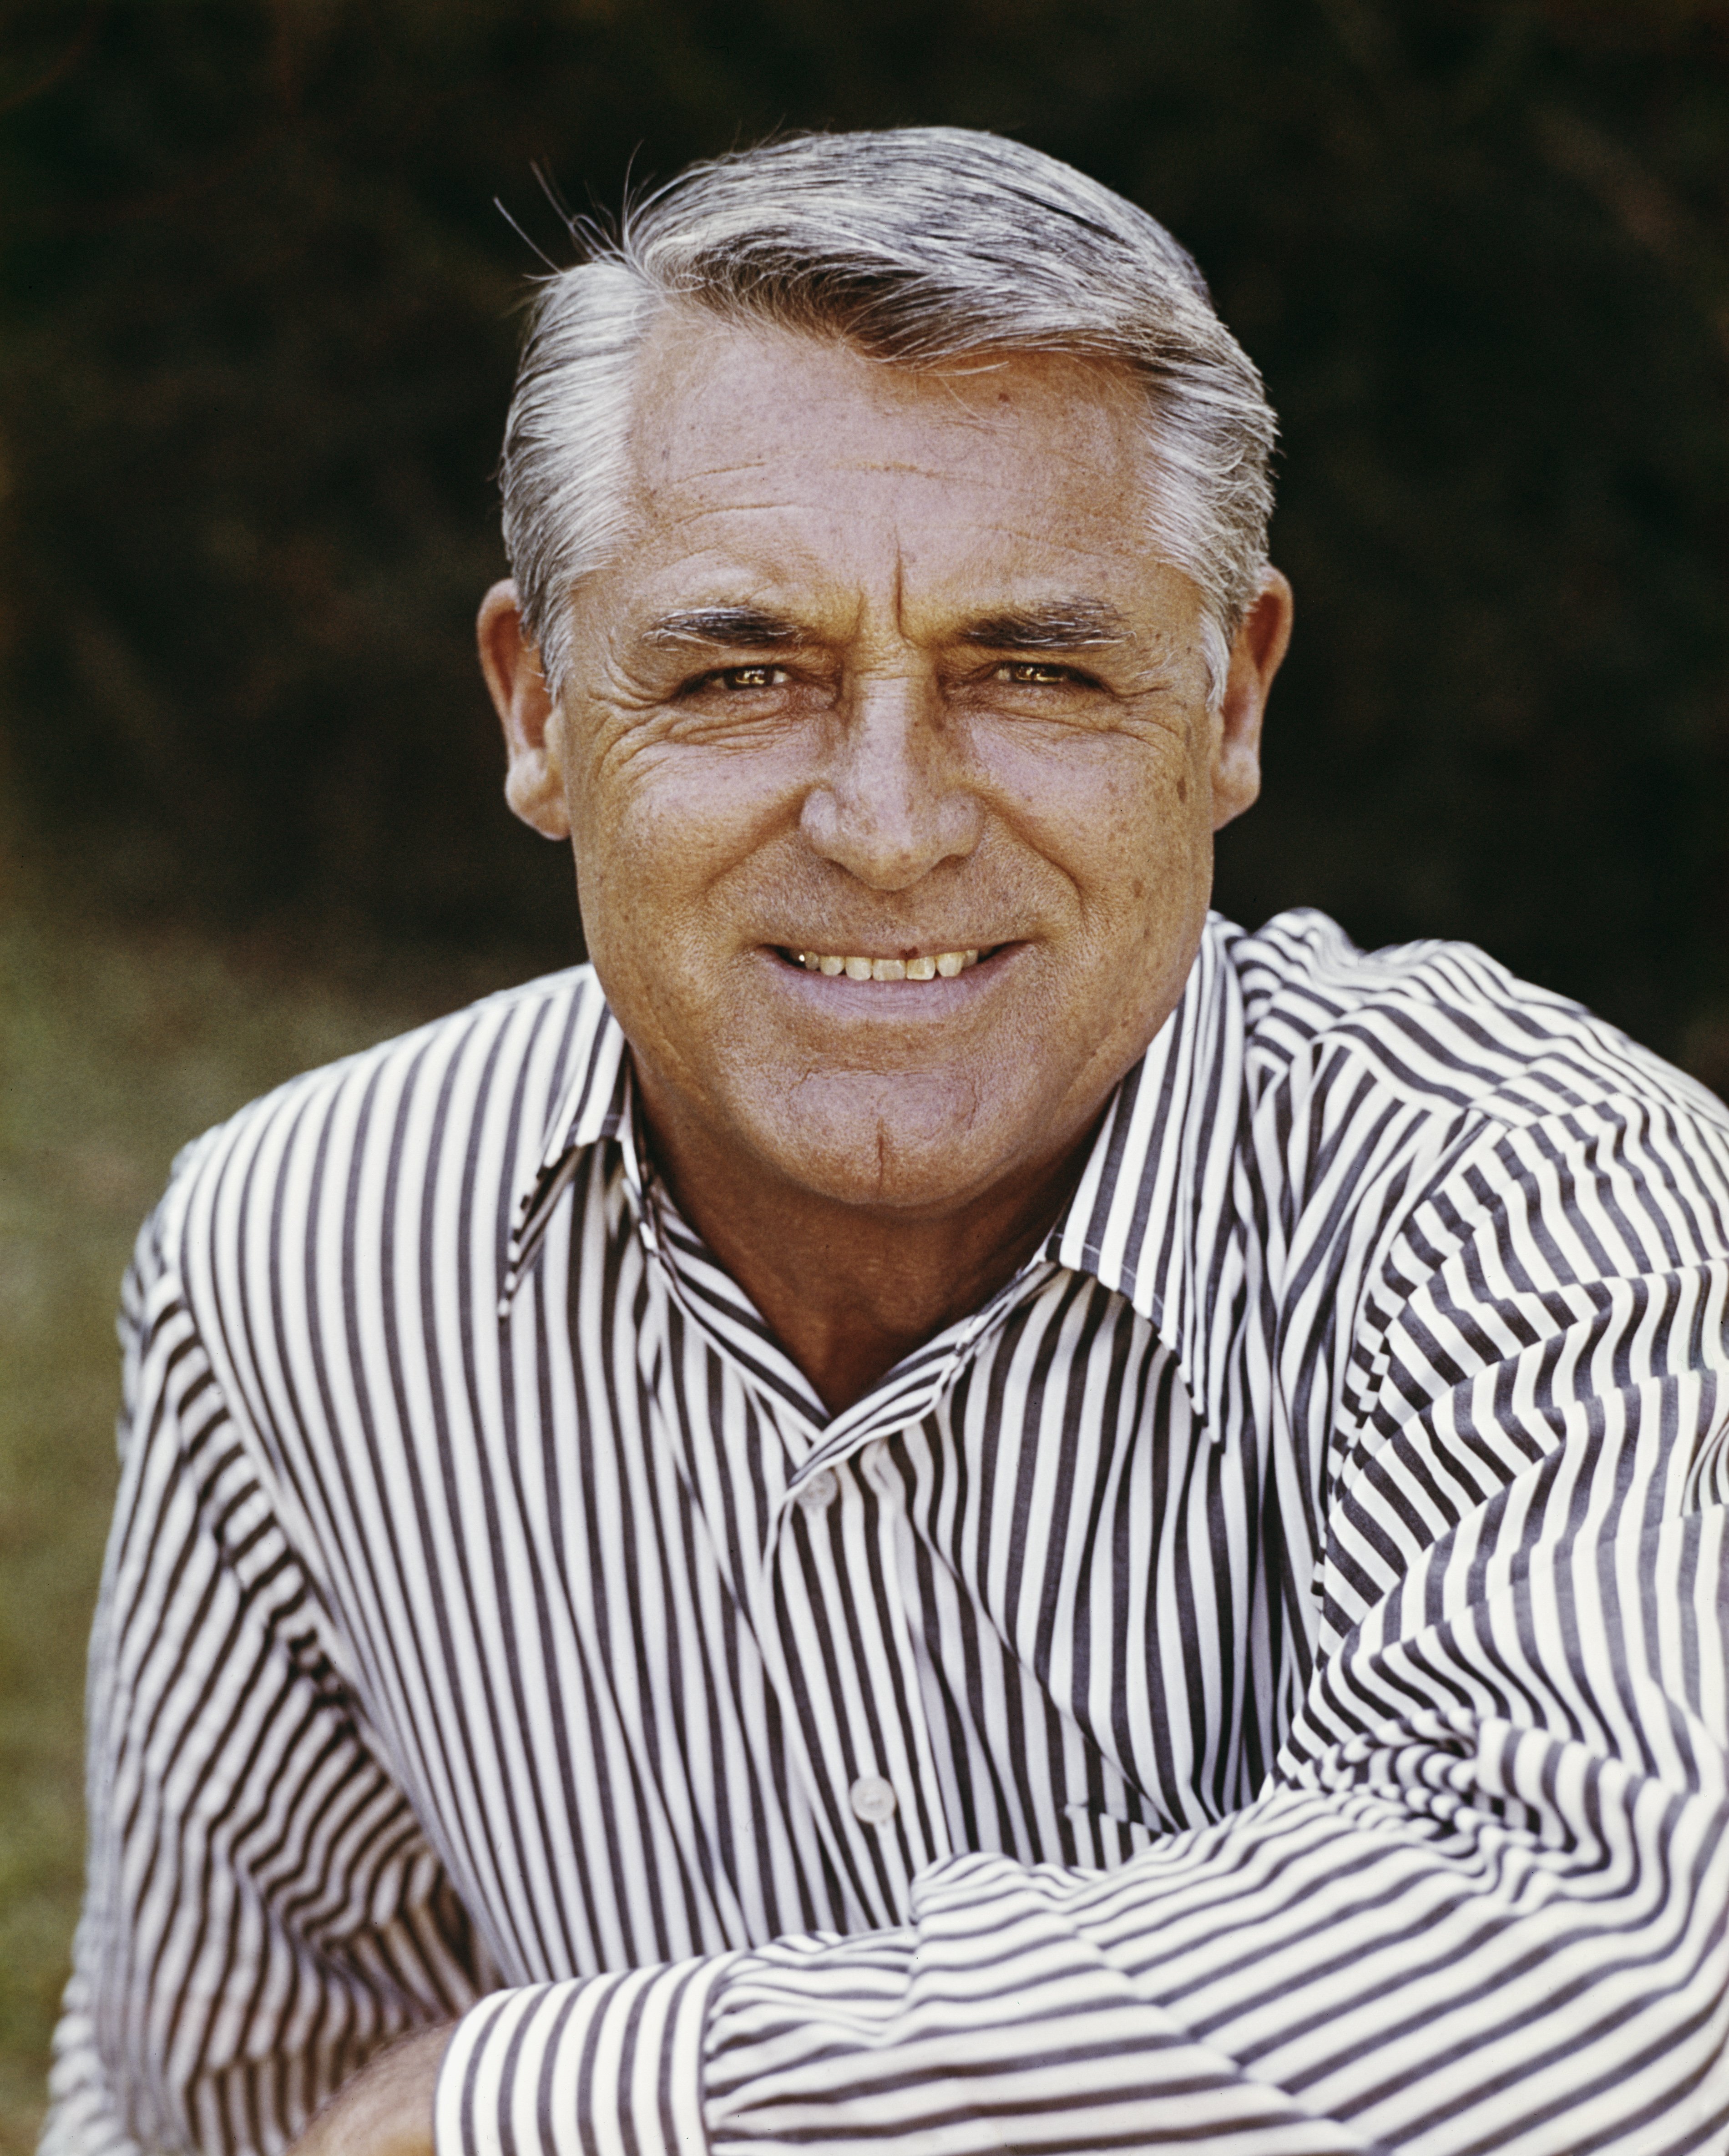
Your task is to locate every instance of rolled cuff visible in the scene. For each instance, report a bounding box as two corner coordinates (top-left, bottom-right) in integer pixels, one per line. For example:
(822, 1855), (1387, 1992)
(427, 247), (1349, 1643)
(436, 1954), (741, 2156)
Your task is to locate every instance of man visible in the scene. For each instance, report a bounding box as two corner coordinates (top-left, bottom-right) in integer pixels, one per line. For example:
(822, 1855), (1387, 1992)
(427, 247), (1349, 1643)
(44, 128), (1729, 2156)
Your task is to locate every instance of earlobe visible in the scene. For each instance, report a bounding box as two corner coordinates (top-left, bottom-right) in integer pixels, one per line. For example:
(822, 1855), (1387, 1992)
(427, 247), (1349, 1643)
(478, 578), (572, 841)
(1211, 567), (1292, 833)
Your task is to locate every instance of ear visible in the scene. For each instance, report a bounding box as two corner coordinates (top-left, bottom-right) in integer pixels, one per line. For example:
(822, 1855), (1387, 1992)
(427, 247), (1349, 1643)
(1210, 566), (1293, 833)
(478, 579), (571, 840)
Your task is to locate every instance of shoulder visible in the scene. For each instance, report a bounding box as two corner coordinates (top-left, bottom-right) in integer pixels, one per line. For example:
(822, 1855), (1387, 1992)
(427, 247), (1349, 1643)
(146, 962), (609, 1271)
(1213, 910), (1729, 1317)
(1220, 906), (1729, 1142)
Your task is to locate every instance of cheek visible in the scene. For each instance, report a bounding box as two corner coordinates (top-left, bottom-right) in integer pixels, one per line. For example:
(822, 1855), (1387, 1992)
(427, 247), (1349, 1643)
(986, 729), (1210, 918)
(568, 733), (807, 969)
(569, 737), (819, 1013)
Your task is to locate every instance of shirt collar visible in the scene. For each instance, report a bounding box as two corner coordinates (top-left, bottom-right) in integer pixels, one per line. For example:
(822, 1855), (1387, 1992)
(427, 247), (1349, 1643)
(503, 921), (1248, 1424)
(499, 995), (634, 1309)
(1040, 919), (1245, 1422)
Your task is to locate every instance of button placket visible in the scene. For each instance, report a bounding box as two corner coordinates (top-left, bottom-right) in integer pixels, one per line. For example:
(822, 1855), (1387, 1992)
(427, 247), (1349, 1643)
(626, 1166), (979, 1933)
(639, 1201), (1015, 1918)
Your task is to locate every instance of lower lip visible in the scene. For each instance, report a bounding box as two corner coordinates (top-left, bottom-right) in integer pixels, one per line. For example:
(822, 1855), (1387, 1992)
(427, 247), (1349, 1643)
(759, 944), (1021, 1014)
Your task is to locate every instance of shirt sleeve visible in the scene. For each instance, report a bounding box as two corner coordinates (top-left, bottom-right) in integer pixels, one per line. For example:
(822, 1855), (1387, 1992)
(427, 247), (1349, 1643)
(40, 1204), (487, 2156)
(440, 1098), (1729, 2156)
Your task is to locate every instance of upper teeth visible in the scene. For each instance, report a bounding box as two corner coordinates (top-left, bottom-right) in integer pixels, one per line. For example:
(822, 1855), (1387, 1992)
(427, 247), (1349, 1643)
(795, 949), (981, 981)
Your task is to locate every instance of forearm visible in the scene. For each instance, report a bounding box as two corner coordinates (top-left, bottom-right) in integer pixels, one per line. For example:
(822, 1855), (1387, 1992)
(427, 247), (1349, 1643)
(442, 1492), (1729, 2156)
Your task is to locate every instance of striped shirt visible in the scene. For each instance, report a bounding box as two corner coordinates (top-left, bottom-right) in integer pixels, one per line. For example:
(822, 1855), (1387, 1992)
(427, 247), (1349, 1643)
(42, 907), (1729, 2156)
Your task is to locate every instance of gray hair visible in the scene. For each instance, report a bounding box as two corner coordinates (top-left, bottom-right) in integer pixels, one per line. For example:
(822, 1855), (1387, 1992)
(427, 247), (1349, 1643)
(500, 127), (1276, 701)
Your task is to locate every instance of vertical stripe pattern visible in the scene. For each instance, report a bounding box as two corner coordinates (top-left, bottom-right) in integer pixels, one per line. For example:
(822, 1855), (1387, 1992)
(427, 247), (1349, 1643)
(40, 909), (1729, 2156)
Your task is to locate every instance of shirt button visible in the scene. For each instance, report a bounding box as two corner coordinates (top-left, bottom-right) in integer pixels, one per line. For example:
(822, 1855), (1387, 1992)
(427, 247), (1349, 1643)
(796, 1467), (839, 1512)
(849, 1774), (898, 1825)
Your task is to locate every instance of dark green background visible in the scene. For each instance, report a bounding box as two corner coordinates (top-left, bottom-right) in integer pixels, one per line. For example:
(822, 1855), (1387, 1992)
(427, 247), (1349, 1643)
(4, 0), (1727, 1074)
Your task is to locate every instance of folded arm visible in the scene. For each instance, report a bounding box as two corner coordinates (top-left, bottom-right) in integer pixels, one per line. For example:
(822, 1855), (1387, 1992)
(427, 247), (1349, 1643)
(440, 1381), (1729, 2156)
(443, 1098), (1729, 2156)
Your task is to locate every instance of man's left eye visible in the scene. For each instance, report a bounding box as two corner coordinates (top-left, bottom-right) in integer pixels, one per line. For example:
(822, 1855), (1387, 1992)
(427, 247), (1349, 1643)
(996, 661), (1070, 687)
(718, 664), (786, 691)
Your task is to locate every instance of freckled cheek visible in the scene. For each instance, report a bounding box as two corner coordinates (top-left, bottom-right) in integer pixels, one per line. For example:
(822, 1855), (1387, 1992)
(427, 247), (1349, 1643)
(996, 754), (1201, 914)
(572, 750), (799, 940)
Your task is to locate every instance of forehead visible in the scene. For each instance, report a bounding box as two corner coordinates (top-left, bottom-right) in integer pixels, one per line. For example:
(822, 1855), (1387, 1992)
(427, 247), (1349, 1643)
(614, 310), (1159, 611)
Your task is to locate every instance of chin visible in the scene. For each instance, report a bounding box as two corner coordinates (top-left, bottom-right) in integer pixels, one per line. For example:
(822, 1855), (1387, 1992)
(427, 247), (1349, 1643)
(748, 1073), (1023, 1214)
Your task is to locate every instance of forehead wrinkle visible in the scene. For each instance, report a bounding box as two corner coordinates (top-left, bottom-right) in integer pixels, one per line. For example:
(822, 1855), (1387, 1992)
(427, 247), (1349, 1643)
(646, 493), (1142, 585)
(655, 425), (1112, 499)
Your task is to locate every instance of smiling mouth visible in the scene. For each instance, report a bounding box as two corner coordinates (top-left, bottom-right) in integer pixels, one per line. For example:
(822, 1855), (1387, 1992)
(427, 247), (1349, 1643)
(778, 945), (992, 982)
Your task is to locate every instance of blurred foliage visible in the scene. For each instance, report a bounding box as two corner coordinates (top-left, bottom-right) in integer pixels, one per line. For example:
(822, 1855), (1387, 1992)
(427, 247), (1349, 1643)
(1, 0), (1727, 1068)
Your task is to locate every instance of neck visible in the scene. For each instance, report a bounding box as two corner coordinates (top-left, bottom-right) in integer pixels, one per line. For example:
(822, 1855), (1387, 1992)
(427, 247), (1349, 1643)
(637, 1102), (1096, 1418)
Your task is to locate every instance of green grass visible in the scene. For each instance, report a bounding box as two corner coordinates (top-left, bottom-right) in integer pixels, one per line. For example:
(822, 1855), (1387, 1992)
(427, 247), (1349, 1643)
(0, 874), (539, 2151)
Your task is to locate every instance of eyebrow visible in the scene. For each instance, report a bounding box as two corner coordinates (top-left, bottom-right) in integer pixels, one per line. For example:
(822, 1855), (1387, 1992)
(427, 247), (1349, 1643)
(957, 600), (1132, 650)
(642, 607), (803, 649)
(641, 597), (1133, 654)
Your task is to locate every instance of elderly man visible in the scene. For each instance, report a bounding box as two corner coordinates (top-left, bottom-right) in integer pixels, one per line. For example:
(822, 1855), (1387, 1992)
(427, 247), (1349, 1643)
(44, 128), (1729, 2156)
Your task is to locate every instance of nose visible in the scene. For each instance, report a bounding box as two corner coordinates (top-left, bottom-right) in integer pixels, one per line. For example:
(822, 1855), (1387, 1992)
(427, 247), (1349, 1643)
(800, 672), (981, 890)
